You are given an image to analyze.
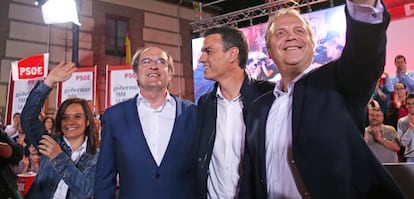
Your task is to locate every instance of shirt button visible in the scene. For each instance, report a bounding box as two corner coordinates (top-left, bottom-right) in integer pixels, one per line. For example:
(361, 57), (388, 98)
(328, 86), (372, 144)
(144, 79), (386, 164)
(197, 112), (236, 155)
(291, 160), (295, 164)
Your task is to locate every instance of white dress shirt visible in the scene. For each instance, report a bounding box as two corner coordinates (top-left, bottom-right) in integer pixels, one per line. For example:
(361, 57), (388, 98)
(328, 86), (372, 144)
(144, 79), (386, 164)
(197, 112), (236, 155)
(207, 87), (245, 199)
(137, 92), (176, 166)
(266, 66), (314, 199)
(53, 136), (88, 199)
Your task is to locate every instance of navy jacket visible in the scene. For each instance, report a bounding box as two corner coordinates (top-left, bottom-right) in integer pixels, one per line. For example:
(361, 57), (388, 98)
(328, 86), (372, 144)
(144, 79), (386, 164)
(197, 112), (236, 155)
(94, 95), (197, 199)
(240, 5), (406, 199)
(194, 73), (274, 198)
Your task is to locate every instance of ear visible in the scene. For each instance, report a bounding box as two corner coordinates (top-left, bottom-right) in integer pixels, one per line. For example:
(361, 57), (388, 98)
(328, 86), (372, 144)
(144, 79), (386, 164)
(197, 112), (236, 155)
(228, 47), (239, 63)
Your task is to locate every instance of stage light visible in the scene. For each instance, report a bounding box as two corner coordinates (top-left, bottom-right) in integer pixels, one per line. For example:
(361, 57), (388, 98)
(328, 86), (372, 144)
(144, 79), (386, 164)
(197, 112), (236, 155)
(40, 0), (80, 26)
(39, 0), (81, 65)
(35, 0), (47, 6)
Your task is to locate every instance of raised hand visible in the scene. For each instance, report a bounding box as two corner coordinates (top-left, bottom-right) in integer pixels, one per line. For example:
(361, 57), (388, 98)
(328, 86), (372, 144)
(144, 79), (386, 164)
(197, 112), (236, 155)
(44, 61), (77, 88)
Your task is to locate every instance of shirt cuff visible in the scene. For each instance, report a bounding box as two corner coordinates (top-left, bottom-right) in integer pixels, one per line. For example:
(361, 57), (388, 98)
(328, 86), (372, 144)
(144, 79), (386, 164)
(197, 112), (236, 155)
(347, 0), (384, 24)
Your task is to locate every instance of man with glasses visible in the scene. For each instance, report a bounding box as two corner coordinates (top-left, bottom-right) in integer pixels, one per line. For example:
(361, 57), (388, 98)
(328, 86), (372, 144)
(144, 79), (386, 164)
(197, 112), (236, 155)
(95, 47), (198, 198)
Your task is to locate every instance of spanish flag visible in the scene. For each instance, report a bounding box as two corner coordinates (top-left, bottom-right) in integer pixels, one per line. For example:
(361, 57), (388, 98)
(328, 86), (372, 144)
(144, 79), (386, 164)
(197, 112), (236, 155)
(125, 29), (132, 65)
(193, 1), (202, 19)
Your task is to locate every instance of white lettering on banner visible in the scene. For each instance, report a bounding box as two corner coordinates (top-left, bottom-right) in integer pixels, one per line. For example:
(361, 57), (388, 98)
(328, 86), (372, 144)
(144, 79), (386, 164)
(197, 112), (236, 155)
(19, 66), (43, 77)
(405, 3), (414, 16)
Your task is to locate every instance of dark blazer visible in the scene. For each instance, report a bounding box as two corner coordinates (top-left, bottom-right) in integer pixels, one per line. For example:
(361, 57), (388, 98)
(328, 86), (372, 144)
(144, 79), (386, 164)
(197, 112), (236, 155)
(94, 95), (197, 199)
(240, 6), (406, 199)
(0, 129), (23, 199)
(194, 73), (274, 198)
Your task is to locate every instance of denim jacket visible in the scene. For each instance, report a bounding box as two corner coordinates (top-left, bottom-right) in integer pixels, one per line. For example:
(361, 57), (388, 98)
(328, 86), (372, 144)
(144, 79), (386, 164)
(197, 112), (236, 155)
(21, 81), (99, 199)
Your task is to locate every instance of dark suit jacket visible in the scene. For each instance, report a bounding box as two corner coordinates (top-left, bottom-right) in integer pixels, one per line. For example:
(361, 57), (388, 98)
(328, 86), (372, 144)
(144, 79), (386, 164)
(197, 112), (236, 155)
(194, 73), (274, 198)
(94, 95), (197, 199)
(240, 6), (406, 199)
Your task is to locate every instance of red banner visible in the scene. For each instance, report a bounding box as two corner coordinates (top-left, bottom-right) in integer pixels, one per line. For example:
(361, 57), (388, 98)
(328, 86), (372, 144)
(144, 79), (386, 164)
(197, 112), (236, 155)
(385, 0), (414, 20)
(11, 53), (49, 81)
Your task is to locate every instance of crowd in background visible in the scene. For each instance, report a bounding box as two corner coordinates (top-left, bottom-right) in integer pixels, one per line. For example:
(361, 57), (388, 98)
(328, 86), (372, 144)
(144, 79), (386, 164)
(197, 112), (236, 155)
(366, 55), (414, 164)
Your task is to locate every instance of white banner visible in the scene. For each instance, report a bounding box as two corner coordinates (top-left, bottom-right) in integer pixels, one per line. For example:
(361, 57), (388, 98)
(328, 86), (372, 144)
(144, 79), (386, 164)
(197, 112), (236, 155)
(58, 67), (96, 107)
(106, 65), (139, 108)
(5, 72), (37, 124)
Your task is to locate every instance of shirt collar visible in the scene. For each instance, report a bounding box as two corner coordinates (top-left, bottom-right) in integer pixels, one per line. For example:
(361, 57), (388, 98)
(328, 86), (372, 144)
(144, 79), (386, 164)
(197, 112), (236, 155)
(63, 136), (88, 153)
(216, 86), (241, 102)
(137, 91), (175, 110)
(273, 65), (315, 97)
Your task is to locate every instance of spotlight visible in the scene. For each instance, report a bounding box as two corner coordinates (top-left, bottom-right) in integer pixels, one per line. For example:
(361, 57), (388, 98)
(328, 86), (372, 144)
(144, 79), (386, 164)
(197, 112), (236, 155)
(35, 0), (47, 6)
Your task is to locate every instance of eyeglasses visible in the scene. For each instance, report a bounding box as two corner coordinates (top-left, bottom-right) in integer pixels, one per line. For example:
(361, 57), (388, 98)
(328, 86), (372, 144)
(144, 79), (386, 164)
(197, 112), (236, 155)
(139, 58), (168, 68)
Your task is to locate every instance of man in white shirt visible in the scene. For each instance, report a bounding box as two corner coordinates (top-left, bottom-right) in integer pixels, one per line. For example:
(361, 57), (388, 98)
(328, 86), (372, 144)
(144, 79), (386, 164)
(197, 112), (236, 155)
(194, 26), (274, 199)
(240, 0), (405, 198)
(95, 47), (198, 198)
(4, 112), (20, 140)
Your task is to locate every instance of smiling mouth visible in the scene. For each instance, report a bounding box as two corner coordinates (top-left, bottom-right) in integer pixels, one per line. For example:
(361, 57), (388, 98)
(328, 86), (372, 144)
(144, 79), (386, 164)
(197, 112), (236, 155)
(66, 127), (77, 131)
(147, 73), (160, 77)
(285, 46), (301, 51)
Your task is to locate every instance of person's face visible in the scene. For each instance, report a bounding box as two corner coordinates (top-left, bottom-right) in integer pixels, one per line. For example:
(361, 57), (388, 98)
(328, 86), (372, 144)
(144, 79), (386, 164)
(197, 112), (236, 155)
(28, 145), (40, 162)
(61, 103), (87, 140)
(16, 133), (25, 146)
(45, 118), (53, 130)
(199, 34), (237, 81)
(395, 83), (407, 98)
(406, 98), (414, 114)
(267, 14), (314, 78)
(13, 114), (21, 125)
(395, 57), (406, 72)
(135, 47), (171, 92)
(368, 110), (383, 126)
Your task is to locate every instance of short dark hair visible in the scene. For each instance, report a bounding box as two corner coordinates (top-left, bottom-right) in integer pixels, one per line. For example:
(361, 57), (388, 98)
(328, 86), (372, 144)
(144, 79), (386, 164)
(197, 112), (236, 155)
(13, 112), (21, 118)
(203, 26), (249, 69)
(395, 55), (406, 63)
(407, 92), (414, 101)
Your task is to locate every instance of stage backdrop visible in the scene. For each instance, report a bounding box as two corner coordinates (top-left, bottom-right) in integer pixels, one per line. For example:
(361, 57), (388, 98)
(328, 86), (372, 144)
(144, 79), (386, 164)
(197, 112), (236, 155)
(192, 4), (414, 103)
